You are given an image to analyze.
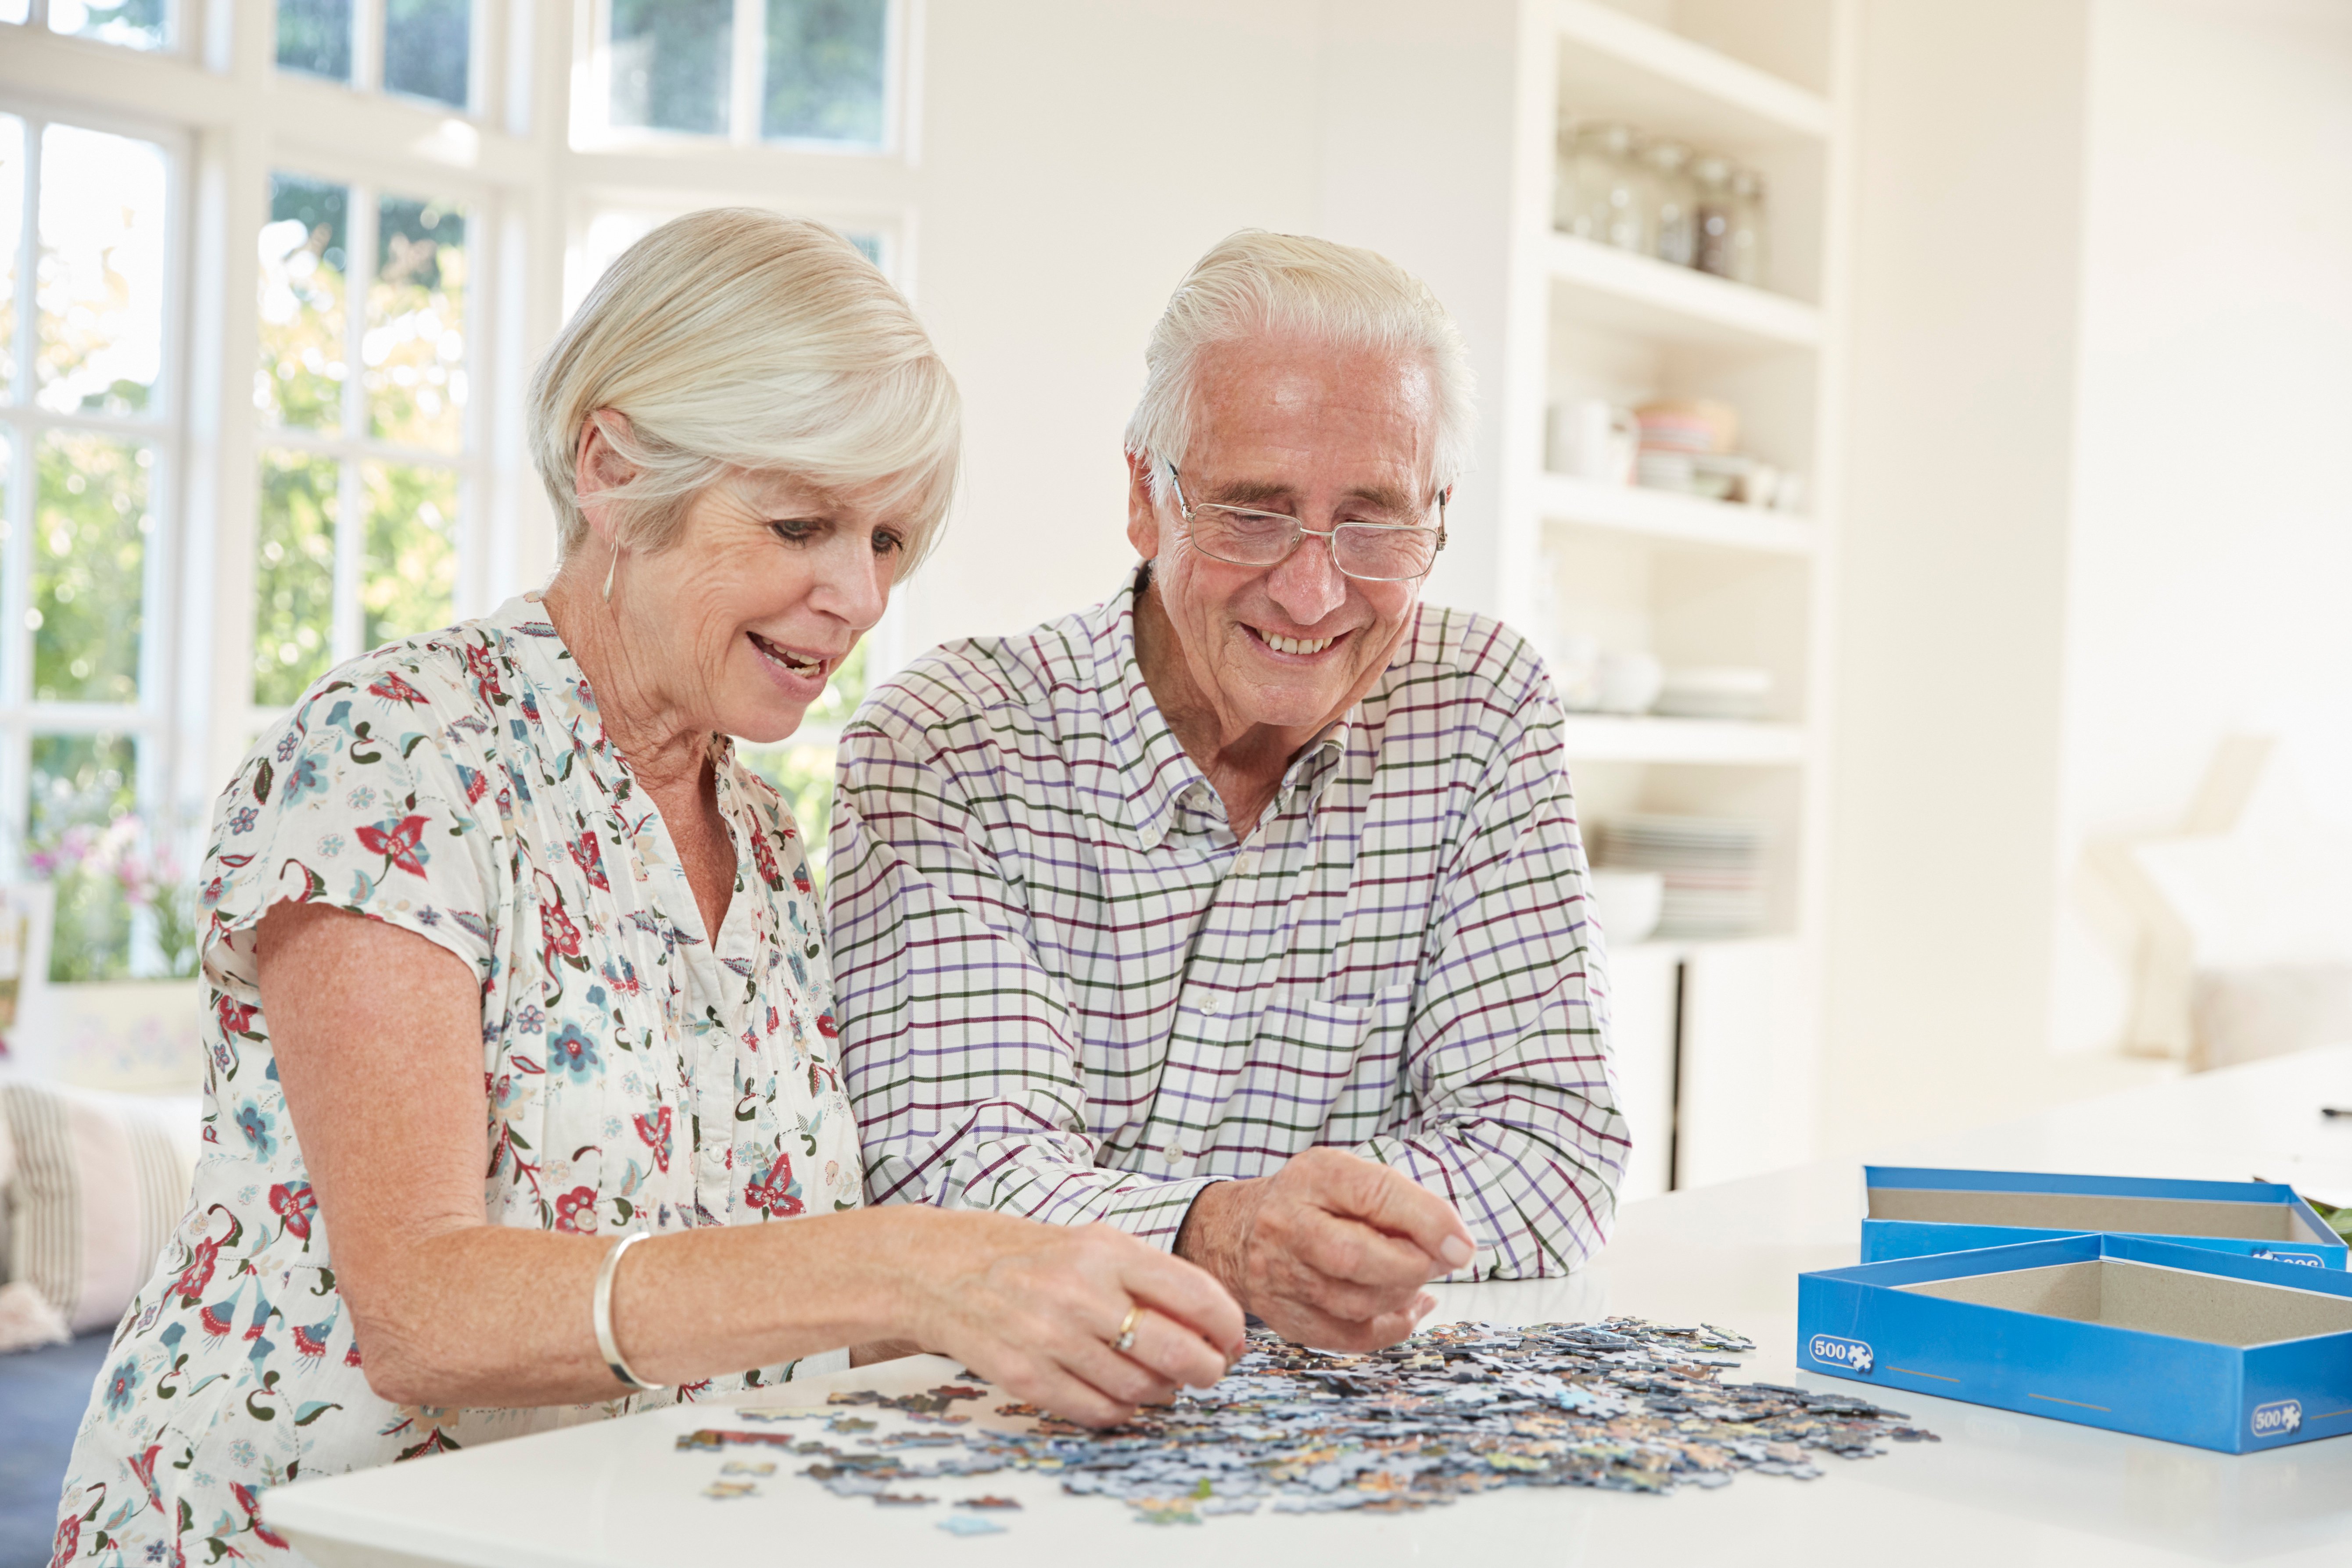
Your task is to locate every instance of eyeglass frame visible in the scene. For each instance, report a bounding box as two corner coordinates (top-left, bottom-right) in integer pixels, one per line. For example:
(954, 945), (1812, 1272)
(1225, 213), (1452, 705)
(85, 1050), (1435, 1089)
(1162, 463), (1450, 583)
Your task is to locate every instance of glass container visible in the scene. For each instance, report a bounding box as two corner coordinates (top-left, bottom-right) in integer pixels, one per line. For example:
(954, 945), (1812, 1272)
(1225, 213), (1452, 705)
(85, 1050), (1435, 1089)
(1729, 167), (1770, 289)
(1643, 138), (1696, 268)
(1560, 122), (1647, 251)
(1692, 154), (1736, 278)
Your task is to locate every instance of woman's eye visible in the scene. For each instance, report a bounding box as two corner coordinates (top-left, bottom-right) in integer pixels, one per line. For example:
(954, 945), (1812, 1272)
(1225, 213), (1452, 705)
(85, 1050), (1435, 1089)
(872, 531), (905, 556)
(769, 520), (821, 544)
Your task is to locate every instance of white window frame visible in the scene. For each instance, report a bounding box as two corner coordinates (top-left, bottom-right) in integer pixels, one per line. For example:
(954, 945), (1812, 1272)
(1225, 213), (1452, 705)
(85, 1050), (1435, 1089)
(246, 147), (499, 738)
(0, 87), (191, 973)
(572, 0), (904, 156)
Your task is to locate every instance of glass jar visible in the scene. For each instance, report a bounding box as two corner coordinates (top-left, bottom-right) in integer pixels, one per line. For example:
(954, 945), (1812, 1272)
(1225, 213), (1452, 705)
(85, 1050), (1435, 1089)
(1692, 154), (1736, 278)
(1551, 116), (1581, 234)
(1643, 138), (1697, 267)
(1729, 167), (1769, 288)
(1562, 122), (1646, 251)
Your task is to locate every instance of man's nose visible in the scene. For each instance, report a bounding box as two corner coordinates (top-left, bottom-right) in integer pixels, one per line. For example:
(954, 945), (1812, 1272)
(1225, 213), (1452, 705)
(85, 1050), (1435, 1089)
(1265, 530), (1348, 625)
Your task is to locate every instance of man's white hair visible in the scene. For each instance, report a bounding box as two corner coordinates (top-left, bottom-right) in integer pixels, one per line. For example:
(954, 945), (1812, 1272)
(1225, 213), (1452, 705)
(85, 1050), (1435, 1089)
(529, 208), (959, 573)
(1122, 229), (1475, 505)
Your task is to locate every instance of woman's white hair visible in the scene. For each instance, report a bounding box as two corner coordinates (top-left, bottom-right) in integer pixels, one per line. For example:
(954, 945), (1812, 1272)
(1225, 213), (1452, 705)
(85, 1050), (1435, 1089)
(529, 208), (959, 573)
(1122, 229), (1475, 505)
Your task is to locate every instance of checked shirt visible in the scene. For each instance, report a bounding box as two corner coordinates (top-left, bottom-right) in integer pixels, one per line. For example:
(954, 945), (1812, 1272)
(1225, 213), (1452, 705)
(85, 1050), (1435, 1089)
(828, 574), (1626, 1279)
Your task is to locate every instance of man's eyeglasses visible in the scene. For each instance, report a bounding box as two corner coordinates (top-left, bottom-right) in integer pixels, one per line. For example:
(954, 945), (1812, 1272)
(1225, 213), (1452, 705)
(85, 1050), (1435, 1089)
(1164, 465), (1448, 583)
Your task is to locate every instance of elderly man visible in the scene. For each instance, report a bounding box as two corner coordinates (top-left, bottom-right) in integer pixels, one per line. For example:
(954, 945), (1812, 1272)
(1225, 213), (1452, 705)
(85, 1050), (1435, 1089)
(830, 230), (1625, 1352)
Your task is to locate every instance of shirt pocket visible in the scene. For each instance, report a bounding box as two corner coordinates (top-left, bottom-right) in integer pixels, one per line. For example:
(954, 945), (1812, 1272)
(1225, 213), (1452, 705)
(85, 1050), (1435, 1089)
(1237, 984), (1418, 1143)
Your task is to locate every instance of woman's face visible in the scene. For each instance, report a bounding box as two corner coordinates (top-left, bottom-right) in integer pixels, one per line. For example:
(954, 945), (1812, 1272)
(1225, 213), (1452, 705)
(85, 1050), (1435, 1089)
(617, 470), (908, 745)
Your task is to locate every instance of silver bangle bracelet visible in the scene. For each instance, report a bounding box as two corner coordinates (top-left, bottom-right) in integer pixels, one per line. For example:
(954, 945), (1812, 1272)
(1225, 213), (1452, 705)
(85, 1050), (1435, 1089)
(592, 1230), (664, 1392)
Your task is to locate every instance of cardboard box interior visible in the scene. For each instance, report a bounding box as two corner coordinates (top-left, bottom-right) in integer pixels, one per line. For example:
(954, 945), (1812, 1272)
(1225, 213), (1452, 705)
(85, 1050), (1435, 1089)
(1865, 1186), (2329, 1244)
(1900, 1258), (2352, 1347)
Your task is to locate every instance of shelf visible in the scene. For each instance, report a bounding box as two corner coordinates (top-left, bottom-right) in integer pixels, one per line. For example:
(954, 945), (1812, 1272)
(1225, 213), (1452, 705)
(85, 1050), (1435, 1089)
(1559, 714), (1807, 765)
(1535, 473), (1817, 555)
(1547, 234), (1822, 351)
(1551, 0), (1831, 148)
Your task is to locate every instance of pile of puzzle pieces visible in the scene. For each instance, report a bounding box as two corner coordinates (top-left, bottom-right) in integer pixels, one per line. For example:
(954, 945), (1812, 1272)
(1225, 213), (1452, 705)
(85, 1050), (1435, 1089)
(675, 1317), (1939, 1527)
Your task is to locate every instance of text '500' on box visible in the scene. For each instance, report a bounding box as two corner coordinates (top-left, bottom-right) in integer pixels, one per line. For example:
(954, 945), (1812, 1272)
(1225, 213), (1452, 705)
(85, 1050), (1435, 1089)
(1861, 1166), (2346, 1269)
(1797, 1233), (2352, 1452)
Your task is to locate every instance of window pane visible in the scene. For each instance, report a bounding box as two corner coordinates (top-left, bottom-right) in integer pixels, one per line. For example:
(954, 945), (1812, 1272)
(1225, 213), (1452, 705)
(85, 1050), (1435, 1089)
(800, 639), (866, 728)
(258, 175), (349, 435)
(367, 196), (466, 451)
(36, 124), (168, 418)
(609, 0), (731, 135)
(762, 0), (886, 145)
(254, 450), (339, 706)
(384, 0), (471, 108)
(276, 0), (353, 81)
(361, 461), (456, 649)
(28, 734), (138, 983)
(34, 432), (148, 703)
(48, 0), (166, 50)
(0, 1), (29, 25)
(0, 117), (20, 380)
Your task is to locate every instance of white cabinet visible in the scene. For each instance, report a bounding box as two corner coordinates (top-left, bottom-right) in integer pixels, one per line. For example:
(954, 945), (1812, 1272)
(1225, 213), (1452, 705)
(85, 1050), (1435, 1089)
(1605, 939), (1681, 1202)
(1674, 937), (1818, 1189)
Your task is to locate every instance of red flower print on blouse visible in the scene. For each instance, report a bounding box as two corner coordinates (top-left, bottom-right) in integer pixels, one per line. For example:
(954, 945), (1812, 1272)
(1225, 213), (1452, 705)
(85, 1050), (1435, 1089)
(461, 641), (506, 704)
(50, 1514), (78, 1567)
(269, 1180), (318, 1241)
(215, 994), (260, 1037)
(745, 1158), (803, 1217)
(749, 828), (784, 891)
(815, 1012), (839, 1042)
(171, 1234), (221, 1304)
(232, 1482), (291, 1550)
(568, 832), (610, 891)
(367, 672), (430, 706)
(356, 814), (432, 877)
(542, 898), (583, 961)
(634, 1106), (673, 1173)
(553, 1185), (599, 1235)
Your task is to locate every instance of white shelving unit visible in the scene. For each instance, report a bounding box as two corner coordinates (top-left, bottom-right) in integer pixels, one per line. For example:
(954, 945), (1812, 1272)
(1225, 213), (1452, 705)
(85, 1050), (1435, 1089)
(1502, 0), (1854, 1200)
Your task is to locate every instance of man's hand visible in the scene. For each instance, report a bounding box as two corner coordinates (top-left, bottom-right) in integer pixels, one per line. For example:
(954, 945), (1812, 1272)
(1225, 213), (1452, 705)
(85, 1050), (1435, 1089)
(1174, 1148), (1476, 1351)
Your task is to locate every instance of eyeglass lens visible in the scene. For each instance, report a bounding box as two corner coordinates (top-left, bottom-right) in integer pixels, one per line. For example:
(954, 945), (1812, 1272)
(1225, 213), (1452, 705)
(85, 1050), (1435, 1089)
(1191, 506), (1438, 580)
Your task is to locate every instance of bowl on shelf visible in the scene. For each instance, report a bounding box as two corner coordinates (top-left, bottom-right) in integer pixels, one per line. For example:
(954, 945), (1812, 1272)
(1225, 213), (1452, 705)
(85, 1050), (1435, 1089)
(1585, 869), (1666, 946)
(1653, 666), (1773, 721)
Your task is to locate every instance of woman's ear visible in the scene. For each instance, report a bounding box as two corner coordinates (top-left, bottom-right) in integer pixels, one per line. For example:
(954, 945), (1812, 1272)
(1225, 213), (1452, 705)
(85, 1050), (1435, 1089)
(574, 411), (638, 547)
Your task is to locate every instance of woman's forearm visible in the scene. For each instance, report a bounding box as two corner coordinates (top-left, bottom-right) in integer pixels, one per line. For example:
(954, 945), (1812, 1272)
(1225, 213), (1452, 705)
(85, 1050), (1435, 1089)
(350, 1205), (940, 1408)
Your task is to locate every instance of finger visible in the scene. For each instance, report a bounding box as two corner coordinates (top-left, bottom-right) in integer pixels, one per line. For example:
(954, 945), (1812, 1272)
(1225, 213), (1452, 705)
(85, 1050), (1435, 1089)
(1006, 1357), (1139, 1429)
(1059, 1335), (1182, 1410)
(1116, 1247), (1248, 1359)
(1262, 1296), (1418, 1356)
(1321, 1157), (1475, 1270)
(1290, 1206), (1445, 1291)
(1120, 1307), (1232, 1391)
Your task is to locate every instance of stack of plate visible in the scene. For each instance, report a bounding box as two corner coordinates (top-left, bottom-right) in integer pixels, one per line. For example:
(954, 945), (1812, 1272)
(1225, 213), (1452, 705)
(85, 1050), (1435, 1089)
(1590, 815), (1767, 939)
(1653, 667), (1773, 721)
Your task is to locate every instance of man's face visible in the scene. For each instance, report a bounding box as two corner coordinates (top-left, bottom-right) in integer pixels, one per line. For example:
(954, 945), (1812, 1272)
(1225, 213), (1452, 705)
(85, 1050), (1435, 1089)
(1126, 336), (1437, 739)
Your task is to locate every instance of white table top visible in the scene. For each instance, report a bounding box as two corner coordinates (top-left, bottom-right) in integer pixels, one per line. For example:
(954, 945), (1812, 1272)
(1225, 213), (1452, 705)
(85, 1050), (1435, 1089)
(267, 1045), (2352, 1568)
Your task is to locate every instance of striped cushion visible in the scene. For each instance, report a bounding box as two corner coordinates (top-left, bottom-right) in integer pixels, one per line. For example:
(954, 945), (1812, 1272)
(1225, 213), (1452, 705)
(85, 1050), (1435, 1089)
(1, 1083), (198, 1334)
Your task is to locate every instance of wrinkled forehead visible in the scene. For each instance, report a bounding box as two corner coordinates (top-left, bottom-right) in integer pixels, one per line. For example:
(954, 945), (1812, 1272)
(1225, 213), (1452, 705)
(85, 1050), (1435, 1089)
(1186, 335), (1438, 501)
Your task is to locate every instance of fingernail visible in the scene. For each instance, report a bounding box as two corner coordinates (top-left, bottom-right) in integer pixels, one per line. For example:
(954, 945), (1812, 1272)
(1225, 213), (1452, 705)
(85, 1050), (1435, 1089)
(1415, 1293), (1437, 1319)
(1439, 1235), (1474, 1268)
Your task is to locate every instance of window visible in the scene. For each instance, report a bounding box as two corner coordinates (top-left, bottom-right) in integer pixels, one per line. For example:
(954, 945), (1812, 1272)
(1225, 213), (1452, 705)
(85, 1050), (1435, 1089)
(277, 0), (476, 111)
(0, 107), (182, 978)
(8, 0), (172, 52)
(595, 0), (891, 149)
(253, 171), (474, 710)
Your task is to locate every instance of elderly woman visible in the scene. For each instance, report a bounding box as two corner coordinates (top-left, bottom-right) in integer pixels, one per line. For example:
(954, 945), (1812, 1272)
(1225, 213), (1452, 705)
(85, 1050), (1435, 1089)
(54, 210), (1241, 1566)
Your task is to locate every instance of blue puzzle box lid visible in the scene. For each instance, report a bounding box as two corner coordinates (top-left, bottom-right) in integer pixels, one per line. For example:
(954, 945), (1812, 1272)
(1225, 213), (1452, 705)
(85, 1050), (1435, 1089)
(1862, 1165), (2346, 1269)
(1799, 1231), (2352, 1453)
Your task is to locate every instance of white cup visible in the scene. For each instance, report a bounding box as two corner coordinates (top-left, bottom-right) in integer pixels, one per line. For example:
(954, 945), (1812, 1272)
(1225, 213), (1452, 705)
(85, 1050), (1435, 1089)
(1547, 399), (1638, 484)
(1596, 650), (1664, 715)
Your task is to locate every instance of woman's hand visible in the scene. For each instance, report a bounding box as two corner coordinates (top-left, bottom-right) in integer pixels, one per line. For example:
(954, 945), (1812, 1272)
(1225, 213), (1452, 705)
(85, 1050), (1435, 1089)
(884, 1212), (1246, 1427)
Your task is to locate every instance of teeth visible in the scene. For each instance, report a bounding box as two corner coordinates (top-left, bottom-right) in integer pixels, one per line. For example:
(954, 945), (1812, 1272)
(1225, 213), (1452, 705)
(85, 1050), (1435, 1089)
(1262, 632), (1335, 656)
(753, 636), (826, 676)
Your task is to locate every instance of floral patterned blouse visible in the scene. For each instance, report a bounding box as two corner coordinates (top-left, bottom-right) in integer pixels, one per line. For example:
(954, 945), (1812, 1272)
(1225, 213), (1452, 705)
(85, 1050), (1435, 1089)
(53, 594), (864, 1567)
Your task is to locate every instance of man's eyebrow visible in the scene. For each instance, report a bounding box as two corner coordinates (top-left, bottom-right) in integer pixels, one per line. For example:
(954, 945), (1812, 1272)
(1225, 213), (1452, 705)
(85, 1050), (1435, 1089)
(1199, 479), (1420, 513)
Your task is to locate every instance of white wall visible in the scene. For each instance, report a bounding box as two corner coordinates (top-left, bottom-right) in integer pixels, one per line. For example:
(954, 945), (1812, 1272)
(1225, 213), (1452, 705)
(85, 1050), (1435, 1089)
(894, 0), (1527, 656)
(1823, 0), (2093, 1150)
(2050, 0), (2352, 1053)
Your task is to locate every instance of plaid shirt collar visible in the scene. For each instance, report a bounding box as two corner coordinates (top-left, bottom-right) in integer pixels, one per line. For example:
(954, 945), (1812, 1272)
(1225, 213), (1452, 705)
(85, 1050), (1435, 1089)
(1095, 571), (1350, 852)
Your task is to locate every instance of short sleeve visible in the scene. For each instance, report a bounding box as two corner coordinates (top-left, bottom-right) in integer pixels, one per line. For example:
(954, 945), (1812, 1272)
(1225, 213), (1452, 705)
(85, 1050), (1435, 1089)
(200, 654), (501, 995)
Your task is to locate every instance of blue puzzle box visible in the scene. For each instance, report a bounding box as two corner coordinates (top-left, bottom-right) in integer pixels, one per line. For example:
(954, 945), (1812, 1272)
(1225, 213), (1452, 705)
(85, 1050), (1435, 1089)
(1798, 1232), (2352, 1452)
(1861, 1166), (2346, 1270)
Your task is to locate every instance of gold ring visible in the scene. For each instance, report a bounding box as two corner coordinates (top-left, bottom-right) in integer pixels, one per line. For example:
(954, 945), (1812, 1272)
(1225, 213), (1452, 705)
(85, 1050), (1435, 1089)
(1111, 1305), (1141, 1354)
